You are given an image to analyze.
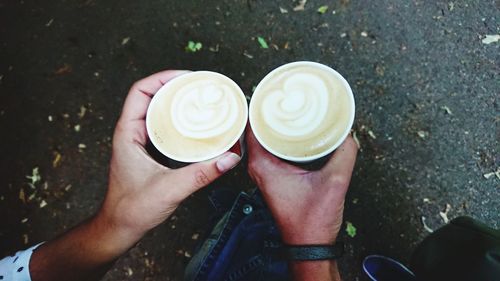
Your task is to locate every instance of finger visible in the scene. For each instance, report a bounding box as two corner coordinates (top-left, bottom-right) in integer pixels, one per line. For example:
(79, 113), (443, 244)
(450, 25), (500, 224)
(320, 135), (358, 181)
(176, 152), (242, 194)
(246, 128), (302, 175)
(120, 70), (191, 122)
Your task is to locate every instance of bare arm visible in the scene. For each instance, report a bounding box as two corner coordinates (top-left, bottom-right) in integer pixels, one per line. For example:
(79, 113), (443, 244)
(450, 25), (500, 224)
(28, 70), (241, 281)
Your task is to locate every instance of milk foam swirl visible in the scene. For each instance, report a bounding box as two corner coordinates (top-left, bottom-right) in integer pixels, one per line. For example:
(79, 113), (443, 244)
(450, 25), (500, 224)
(171, 80), (239, 139)
(261, 73), (329, 139)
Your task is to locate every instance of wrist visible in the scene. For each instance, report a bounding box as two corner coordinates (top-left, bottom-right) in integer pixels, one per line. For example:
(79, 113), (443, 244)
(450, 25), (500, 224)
(290, 260), (341, 281)
(91, 211), (144, 256)
(281, 230), (338, 245)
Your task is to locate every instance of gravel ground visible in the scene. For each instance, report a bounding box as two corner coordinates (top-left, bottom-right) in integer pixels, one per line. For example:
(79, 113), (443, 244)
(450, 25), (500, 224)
(1, 0), (498, 280)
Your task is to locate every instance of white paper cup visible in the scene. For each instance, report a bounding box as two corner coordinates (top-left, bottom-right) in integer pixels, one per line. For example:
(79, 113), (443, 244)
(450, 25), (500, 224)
(146, 71), (248, 163)
(249, 61), (355, 163)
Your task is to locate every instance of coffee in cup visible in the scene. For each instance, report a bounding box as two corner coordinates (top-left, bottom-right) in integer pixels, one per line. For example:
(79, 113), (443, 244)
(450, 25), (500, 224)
(249, 61), (355, 162)
(146, 71), (248, 163)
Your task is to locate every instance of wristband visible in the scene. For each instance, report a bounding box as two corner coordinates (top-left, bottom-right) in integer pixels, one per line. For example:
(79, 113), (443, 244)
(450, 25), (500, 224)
(283, 242), (344, 261)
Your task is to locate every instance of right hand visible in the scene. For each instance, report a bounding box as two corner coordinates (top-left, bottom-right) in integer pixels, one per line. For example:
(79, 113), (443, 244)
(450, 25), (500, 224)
(247, 129), (358, 244)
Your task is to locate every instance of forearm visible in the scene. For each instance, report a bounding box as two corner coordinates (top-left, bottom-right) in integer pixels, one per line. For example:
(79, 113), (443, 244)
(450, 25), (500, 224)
(29, 212), (141, 281)
(290, 260), (341, 281)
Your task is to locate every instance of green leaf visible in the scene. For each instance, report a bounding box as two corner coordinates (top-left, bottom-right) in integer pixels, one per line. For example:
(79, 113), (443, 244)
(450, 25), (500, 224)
(317, 5), (328, 14)
(185, 41), (202, 52)
(346, 221), (357, 238)
(257, 36), (269, 49)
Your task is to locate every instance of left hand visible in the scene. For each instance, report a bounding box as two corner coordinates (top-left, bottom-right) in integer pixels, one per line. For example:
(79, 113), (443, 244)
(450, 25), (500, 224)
(98, 70), (241, 242)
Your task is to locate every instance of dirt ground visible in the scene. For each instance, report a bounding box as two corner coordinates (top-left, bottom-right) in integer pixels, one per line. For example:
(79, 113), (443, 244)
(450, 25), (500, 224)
(0, 0), (499, 280)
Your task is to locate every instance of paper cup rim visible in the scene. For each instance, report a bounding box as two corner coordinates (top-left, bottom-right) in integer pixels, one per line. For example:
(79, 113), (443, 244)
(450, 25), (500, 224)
(249, 61), (355, 163)
(146, 71), (248, 163)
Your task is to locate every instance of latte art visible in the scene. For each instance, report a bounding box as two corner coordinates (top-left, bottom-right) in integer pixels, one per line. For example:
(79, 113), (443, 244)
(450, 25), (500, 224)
(249, 62), (355, 162)
(261, 73), (329, 139)
(171, 81), (239, 139)
(146, 71), (248, 162)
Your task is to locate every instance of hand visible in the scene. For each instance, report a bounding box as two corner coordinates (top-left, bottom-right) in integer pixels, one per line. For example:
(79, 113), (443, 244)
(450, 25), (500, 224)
(99, 70), (242, 242)
(247, 129), (358, 245)
(28, 71), (242, 281)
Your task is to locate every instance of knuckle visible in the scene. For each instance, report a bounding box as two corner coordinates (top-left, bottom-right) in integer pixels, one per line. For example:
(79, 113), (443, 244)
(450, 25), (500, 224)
(328, 174), (350, 187)
(248, 160), (259, 174)
(194, 169), (212, 187)
(131, 81), (141, 91)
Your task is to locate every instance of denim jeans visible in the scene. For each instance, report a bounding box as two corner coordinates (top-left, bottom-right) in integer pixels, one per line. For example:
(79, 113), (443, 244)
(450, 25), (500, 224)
(184, 189), (290, 281)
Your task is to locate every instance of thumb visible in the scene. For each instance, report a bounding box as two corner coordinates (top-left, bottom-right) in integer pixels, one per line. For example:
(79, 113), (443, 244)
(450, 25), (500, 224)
(178, 152), (241, 192)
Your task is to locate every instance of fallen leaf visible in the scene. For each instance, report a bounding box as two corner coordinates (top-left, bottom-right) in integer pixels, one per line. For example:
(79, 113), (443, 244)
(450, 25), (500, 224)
(352, 131), (361, 149)
(317, 5), (328, 14)
(439, 203), (451, 223)
(77, 105), (87, 119)
(483, 168), (500, 179)
(209, 44), (220, 52)
(121, 37), (130, 45)
(78, 144), (87, 152)
(26, 167), (41, 186)
(368, 130), (377, 139)
(54, 64), (72, 75)
(346, 221), (357, 237)
(441, 105), (453, 115)
(293, 0), (307, 11)
(448, 2), (454, 11)
(257, 36), (269, 49)
(243, 51), (254, 59)
(28, 192), (36, 201)
(421, 216), (434, 233)
(417, 131), (428, 139)
(40, 200), (48, 208)
(185, 41), (203, 52)
(19, 188), (26, 203)
(482, 34), (500, 44)
(52, 152), (62, 168)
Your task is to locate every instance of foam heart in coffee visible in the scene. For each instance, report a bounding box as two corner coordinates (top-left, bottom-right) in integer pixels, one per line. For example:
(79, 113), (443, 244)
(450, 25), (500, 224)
(249, 62), (355, 162)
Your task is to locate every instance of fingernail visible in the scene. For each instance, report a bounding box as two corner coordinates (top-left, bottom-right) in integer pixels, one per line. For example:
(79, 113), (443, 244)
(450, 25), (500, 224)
(216, 152), (241, 173)
(176, 70), (192, 75)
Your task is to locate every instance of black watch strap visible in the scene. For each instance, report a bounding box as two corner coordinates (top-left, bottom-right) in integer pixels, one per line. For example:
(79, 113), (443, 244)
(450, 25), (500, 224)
(283, 242), (344, 261)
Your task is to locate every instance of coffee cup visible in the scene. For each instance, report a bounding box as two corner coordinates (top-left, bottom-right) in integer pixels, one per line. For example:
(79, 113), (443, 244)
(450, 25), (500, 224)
(146, 71), (248, 163)
(249, 61), (355, 162)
